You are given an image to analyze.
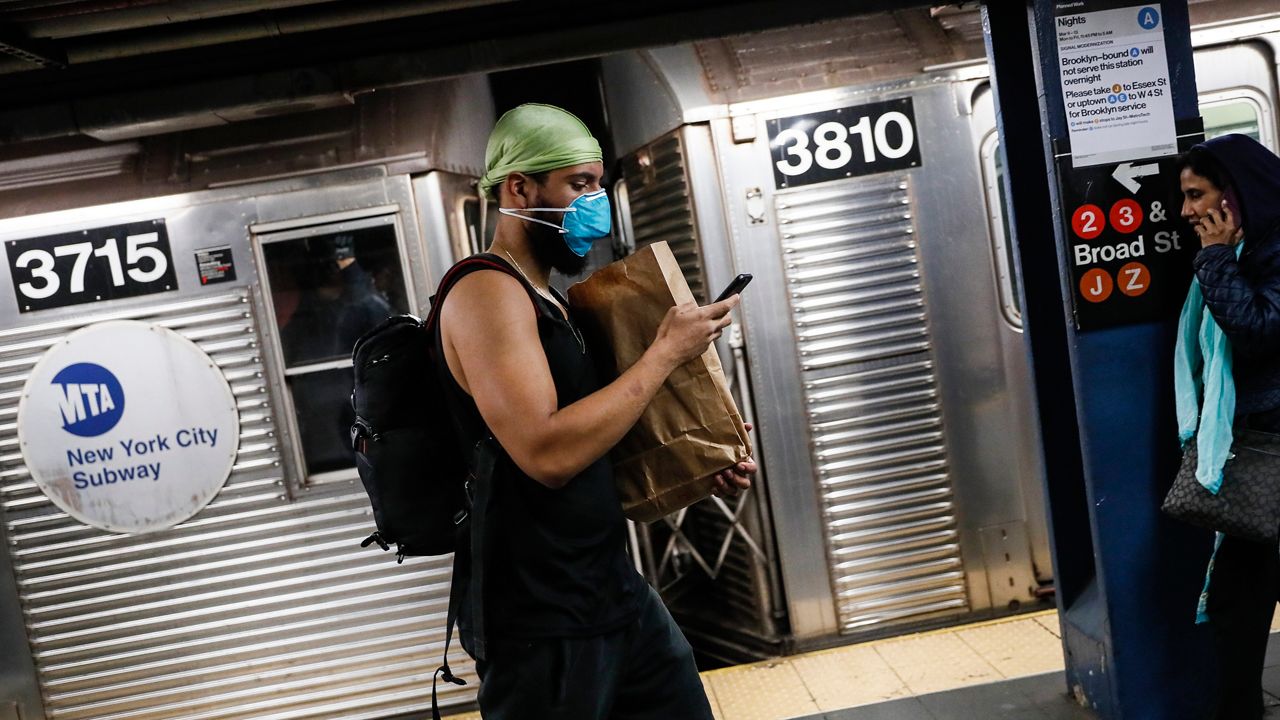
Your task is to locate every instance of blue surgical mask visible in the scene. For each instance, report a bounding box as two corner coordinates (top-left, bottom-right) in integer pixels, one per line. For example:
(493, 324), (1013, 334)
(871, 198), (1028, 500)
(499, 189), (613, 257)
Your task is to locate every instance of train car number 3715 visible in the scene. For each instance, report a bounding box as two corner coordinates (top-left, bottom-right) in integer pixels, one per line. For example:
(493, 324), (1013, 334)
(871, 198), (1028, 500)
(5, 219), (179, 314)
(767, 97), (923, 190)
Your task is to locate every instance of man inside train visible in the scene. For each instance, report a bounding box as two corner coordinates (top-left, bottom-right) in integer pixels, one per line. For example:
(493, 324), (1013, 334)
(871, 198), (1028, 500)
(437, 102), (754, 718)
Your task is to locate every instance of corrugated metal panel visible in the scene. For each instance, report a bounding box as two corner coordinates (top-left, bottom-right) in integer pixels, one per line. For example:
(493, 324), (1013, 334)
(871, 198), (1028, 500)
(0, 290), (473, 720)
(775, 175), (969, 634)
(622, 132), (708, 302)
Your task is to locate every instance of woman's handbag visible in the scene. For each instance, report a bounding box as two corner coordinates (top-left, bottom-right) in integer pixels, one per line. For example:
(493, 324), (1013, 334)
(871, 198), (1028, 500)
(1161, 428), (1280, 543)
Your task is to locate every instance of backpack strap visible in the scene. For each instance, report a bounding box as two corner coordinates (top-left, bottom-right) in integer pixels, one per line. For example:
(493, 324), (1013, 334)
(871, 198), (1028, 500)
(431, 437), (499, 720)
(431, 448), (491, 720)
(424, 252), (549, 335)
(432, 524), (469, 720)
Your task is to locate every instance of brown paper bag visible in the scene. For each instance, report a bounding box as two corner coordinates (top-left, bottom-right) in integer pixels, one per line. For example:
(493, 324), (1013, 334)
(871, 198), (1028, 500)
(567, 242), (752, 522)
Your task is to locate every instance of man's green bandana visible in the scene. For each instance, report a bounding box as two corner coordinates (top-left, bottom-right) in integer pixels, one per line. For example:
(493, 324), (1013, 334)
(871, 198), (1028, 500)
(480, 103), (602, 198)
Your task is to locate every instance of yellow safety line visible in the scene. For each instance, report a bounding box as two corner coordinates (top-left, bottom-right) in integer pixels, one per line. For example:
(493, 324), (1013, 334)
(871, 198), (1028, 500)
(701, 609), (1059, 678)
(447, 609), (1062, 718)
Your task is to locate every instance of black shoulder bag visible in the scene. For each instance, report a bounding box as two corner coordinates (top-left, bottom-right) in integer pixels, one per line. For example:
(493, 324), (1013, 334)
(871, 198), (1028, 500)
(1161, 428), (1280, 543)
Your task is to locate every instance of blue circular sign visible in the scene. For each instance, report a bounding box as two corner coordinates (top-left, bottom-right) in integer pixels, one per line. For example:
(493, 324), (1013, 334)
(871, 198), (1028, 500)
(51, 363), (125, 437)
(1137, 7), (1160, 30)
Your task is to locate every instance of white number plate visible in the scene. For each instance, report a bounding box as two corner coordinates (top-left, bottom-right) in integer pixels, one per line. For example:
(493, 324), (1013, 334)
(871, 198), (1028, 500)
(5, 219), (178, 313)
(767, 98), (923, 189)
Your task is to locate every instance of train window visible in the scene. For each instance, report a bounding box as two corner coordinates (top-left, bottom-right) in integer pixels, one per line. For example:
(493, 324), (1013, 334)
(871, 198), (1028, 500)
(1200, 96), (1264, 143)
(257, 216), (409, 485)
(262, 225), (407, 365)
(979, 131), (1023, 328)
(286, 367), (359, 477)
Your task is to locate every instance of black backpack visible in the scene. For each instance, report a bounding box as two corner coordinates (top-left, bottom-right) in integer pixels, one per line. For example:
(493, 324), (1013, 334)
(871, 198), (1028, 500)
(349, 254), (524, 561)
(350, 310), (466, 561)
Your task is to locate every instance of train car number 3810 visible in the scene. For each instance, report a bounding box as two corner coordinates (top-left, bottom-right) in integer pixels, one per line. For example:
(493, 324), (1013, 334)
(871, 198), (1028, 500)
(5, 219), (178, 314)
(767, 97), (923, 190)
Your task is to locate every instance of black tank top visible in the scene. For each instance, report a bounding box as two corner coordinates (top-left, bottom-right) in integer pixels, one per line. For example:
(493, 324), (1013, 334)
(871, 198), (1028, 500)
(441, 255), (645, 640)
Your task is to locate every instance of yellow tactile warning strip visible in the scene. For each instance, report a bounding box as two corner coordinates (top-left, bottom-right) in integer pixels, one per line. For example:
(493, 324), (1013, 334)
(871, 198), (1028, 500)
(1035, 611), (1063, 638)
(787, 644), (911, 708)
(707, 660), (822, 720)
(446, 610), (1067, 720)
(955, 618), (1070, 678)
(872, 631), (1005, 696)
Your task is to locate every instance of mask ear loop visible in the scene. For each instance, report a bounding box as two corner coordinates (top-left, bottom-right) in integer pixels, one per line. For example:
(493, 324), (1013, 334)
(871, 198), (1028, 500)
(481, 175), (582, 244)
(479, 190), (489, 253)
(496, 206), (576, 235)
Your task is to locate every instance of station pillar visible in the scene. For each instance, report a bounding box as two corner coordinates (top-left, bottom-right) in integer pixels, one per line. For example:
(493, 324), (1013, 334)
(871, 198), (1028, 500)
(984, 2), (1215, 719)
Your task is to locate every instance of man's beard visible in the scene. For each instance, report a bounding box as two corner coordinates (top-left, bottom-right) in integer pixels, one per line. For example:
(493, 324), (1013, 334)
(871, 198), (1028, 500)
(527, 213), (590, 277)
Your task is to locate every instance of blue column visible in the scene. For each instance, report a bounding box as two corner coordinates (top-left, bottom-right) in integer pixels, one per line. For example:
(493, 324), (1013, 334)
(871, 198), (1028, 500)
(984, 2), (1215, 718)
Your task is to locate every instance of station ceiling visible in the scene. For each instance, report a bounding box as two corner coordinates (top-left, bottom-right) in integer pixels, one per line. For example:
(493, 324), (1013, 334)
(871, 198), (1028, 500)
(0, 0), (944, 106)
(0, 0), (1268, 144)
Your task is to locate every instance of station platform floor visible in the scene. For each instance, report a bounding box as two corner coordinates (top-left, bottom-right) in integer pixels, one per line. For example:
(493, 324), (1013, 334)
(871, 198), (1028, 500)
(447, 608), (1280, 719)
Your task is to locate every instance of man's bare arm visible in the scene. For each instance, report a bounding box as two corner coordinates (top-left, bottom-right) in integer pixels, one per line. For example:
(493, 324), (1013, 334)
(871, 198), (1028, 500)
(441, 270), (737, 488)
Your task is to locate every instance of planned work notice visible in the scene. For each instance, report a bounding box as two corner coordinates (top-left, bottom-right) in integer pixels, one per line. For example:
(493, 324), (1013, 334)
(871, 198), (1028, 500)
(1055, 3), (1176, 167)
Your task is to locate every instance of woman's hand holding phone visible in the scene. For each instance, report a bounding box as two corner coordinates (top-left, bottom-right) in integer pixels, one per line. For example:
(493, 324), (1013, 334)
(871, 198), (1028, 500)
(1197, 200), (1244, 248)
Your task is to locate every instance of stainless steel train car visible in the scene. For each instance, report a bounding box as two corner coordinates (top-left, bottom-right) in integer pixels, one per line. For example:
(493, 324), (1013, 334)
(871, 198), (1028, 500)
(0, 6), (1277, 719)
(601, 8), (1280, 661)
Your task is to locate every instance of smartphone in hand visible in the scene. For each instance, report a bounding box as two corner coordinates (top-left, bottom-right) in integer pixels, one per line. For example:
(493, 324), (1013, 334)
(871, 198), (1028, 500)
(714, 273), (753, 303)
(1222, 185), (1243, 229)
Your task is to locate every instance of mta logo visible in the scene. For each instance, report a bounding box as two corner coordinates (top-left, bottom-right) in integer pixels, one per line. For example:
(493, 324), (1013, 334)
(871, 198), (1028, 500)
(52, 363), (125, 437)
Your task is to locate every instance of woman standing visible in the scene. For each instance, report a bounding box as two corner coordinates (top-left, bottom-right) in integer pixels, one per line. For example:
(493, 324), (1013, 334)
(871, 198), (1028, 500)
(1177, 133), (1280, 720)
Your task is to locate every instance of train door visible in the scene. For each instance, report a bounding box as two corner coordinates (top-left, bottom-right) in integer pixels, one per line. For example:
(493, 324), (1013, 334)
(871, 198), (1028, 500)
(603, 26), (1054, 646)
(710, 75), (1048, 641)
(971, 87), (1057, 592)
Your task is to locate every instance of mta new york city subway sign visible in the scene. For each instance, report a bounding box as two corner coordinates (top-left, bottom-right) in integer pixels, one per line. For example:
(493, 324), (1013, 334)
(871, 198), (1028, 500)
(17, 321), (239, 533)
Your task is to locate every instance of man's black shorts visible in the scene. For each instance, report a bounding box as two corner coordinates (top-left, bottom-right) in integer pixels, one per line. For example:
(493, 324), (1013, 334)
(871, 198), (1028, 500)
(475, 586), (715, 720)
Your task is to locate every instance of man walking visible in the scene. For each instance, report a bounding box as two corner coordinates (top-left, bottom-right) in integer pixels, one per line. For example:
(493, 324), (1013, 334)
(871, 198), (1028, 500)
(438, 103), (754, 718)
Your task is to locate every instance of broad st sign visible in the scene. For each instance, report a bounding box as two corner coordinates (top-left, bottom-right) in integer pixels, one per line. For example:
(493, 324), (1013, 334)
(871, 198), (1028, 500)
(17, 321), (239, 533)
(1057, 151), (1198, 330)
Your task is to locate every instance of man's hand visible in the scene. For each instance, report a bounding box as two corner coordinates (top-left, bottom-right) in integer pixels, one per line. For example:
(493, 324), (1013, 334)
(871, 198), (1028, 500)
(712, 423), (757, 499)
(652, 296), (739, 370)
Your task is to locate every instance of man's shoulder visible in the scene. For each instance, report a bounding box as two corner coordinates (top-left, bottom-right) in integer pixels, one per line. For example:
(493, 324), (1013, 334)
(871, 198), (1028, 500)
(446, 265), (524, 303)
(439, 260), (538, 324)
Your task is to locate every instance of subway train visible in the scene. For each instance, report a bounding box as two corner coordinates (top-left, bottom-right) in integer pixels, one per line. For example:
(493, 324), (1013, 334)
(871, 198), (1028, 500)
(0, 6), (1276, 719)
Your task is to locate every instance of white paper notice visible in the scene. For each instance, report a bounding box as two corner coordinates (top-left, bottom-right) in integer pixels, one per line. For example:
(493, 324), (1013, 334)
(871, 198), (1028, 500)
(1056, 4), (1177, 167)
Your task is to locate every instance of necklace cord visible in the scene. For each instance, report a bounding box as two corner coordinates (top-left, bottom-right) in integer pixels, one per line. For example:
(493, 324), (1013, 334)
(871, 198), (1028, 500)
(498, 248), (585, 354)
